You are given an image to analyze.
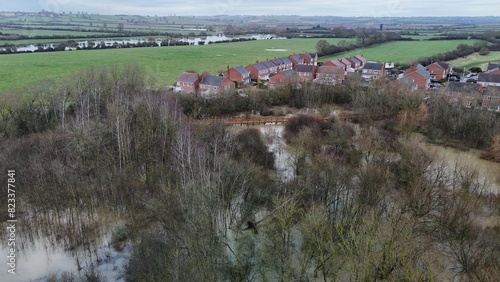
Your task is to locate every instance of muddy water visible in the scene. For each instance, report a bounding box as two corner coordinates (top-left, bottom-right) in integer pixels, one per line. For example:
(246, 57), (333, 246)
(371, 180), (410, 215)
(424, 144), (500, 195)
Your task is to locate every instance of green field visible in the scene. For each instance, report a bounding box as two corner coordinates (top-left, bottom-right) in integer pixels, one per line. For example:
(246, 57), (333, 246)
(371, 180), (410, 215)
(0, 38), (355, 93)
(321, 39), (483, 64)
(447, 51), (500, 71)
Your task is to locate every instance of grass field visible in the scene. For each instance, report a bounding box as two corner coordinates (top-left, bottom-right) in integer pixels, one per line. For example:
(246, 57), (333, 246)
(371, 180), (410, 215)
(320, 39), (483, 64)
(447, 51), (500, 71)
(0, 38), (355, 93)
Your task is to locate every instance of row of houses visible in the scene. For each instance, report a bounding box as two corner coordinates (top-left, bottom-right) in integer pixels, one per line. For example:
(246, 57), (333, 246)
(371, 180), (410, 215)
(174, 53), (319, 95)
(398, 61), (453, 91)
(174, 72), (236, 96)
(426, 63), (500, 112)
(446, 82), (500, 112)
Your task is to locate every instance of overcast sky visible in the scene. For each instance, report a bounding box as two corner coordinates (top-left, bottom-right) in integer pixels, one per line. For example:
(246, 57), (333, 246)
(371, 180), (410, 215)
(2, 0), (500, 17)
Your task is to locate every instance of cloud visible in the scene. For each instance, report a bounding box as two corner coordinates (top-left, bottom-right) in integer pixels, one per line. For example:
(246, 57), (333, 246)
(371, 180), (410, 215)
(4, 0), (500, 16)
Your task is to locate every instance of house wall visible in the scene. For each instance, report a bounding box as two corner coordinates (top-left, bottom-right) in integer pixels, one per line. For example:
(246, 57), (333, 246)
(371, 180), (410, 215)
(224, 68), (243, 85)
(426, 64), (446, 80)
(176, 81), (198, 93)
(269, 73), (288, 89)
(406, 72), (429, 90)
(199, 84), (218, 93)
(220, 79), (236, 92)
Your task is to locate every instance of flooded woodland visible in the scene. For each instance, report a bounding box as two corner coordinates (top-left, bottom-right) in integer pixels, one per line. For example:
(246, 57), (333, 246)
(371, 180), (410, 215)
(1, 65), (500, 281)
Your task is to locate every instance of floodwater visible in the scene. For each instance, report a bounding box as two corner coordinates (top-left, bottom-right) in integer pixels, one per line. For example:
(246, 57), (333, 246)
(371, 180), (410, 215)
(2, 34), (281, 52)
(0, 209), (130, 282)
(424, 143), (500, 195)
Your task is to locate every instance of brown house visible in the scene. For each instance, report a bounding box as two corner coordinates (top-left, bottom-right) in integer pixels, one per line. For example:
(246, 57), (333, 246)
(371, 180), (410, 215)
(323, 59), (348, 71)
(199, 75), (235, 96)
(245, 62), (271, 81)
(314, 65), (344, 85)
(293, 64), (318, 81)
(354, 55), (367, 67)
(224, 66), (251, 86)
(288, 54), (305, 66)
(262, 61), (279, 74)
(347, 56), (362, 70)
(425, 61), (452, 80)
(361, 62), (386, 80)
(175, 72), (200, 93)
(300, 53), (318, 66)
(402, 64), (431, 90)
(268, 70), (296, 89)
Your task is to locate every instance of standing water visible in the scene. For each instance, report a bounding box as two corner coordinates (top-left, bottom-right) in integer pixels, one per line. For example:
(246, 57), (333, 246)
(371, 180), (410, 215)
(0, 208), (131, 282)
(424, 144), (500, 195)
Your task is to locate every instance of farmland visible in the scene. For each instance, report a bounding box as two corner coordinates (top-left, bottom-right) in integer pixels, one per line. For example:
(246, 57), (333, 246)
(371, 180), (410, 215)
(320, 39), (484, 64)
(0, 38), (353, 93)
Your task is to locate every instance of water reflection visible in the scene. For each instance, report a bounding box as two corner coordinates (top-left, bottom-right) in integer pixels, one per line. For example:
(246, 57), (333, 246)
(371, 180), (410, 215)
(0, 207), (130, 281)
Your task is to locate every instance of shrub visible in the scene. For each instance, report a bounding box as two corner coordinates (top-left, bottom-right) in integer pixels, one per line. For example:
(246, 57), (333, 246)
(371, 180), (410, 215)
(469, 67), (483, 73)
(479, 47), (491, 56)
(111, 224), (129, 250)
(233, 128), (275, 169)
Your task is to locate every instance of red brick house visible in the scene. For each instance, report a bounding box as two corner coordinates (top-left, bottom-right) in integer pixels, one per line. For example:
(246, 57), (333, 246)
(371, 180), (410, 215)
(340, 58), (353, 71)
(314, 65), (344, 85)
(402, 64), (431, 90)
(175, 72), (200, 93)
(425, 61), (452, 80)
(288, 54), (305, 66)
(293, 64), (318, 81)
(300, 53), (318, 66)
(262, 61), (279, 74)
(323, 59), (349, 75)
(199, 75), (235, 96)
(271, 57), (293, 71)
(279, 57), (293, 70)
(245, 62), (271, 81)
(224, 66), (251, 86)
(354, 55), (367, 67)
(361, 62), (386, 80)
(268, 70), (296, 89)
(347, 57), (362, 70)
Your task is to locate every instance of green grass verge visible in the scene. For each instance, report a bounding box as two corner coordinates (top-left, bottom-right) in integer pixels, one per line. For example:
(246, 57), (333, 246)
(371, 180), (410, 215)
(446, 51), (500, 71)
(320, 39), (483, 64)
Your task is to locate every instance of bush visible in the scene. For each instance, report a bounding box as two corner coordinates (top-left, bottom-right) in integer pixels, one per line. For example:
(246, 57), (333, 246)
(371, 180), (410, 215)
(479, 47), (491, 56)
(469, 67), (483, 73)
(111, 225), (129, 250)
(233, 128), (275, 169)
(284, 115), (333, 141)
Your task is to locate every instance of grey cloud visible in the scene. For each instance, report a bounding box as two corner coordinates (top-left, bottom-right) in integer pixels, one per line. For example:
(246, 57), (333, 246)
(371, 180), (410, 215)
(4, 0), (500, 16)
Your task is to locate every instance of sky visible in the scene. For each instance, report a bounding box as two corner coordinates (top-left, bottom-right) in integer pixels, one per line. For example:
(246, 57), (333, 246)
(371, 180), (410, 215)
(2, 0), (500, 17)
